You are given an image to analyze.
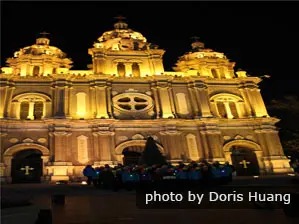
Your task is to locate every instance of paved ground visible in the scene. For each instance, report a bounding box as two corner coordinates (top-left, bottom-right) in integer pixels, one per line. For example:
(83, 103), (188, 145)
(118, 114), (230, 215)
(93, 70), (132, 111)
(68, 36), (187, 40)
(1, 176), (299, 224)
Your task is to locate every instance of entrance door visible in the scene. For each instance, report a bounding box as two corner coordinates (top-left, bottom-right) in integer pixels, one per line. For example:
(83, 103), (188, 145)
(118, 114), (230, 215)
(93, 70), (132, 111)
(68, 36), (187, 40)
(122, 147), (142, 166)
(11, 149), (43, 183)
(230, 146), (260, 176)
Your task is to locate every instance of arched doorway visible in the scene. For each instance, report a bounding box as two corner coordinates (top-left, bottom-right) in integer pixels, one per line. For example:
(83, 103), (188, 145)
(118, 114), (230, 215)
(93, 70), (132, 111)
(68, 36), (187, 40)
(122, 147), (143, 166)
(230, 146), (260, 176)
(11, 149), (43, 183)
(115, 139), (165, 165)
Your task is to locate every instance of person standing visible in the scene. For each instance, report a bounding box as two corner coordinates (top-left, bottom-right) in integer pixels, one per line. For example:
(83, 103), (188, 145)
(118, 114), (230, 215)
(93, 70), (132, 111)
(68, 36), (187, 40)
(83, 165), (96, 186)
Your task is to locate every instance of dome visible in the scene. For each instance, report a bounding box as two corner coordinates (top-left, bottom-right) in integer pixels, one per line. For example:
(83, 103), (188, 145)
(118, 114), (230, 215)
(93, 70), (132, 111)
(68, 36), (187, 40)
(93, 18), (149, 51)
(13, 36), (67, 59)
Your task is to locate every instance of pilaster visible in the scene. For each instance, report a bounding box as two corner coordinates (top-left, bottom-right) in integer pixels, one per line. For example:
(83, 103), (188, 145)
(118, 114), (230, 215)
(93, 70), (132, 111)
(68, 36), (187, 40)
(156, 80), (174, 118)
(187, 84), (200, 118)
(94, 80), (109, 119)
(48, 124), (73, 181)
(160, 124), (182, 160)
(194, 81), (212, 117)
(52, 79), (71, 118)
(93, 124), (115, 165)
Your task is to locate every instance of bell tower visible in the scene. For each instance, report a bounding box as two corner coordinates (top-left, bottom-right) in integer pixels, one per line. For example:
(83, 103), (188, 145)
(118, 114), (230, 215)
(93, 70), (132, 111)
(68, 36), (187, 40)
(88, 17), (165, 77)
(2, 32), (72, 77)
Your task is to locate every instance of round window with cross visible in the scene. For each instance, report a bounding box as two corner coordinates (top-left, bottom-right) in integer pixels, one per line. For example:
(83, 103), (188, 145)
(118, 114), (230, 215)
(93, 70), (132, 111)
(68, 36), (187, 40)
(112, 93), (153, 112)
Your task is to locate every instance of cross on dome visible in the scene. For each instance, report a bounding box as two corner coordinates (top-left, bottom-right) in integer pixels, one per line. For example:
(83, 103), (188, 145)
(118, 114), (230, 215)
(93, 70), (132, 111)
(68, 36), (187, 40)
(36, 31), (50, 45)
(114, 15), (126, 21)
(113, 15), (128, 29)
(191, 36), (201, 42)
(39, 31), (50, 37)
(190, 36), (205, 50)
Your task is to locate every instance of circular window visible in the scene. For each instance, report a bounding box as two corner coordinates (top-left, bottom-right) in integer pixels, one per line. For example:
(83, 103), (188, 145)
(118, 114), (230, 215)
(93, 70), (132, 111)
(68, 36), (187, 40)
(113, 93), (153, 112)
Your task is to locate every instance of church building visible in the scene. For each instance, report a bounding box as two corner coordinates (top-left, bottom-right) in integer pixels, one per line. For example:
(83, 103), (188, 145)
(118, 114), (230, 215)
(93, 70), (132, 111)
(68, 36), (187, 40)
(0, 19), (292, 183)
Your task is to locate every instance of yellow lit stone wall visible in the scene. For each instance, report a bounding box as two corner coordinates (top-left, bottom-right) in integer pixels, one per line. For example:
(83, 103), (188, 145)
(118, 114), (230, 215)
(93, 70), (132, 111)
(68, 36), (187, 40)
(0, 21), (293, 182)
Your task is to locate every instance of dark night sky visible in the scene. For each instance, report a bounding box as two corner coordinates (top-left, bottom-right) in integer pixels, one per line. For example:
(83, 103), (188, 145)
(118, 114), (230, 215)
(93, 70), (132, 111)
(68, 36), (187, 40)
(1, 1), (299, 104)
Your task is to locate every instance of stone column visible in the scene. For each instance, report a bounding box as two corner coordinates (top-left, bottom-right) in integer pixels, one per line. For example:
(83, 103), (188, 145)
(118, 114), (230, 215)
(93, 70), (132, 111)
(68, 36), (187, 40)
(124, 63), (132, 77)
(223, 101), (233, 119)
(27, 101), (35, 120)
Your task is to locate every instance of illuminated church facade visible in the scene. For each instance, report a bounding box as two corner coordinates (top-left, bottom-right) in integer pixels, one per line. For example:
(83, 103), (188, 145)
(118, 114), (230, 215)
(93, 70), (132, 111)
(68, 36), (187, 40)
(0, 19), (292, 183)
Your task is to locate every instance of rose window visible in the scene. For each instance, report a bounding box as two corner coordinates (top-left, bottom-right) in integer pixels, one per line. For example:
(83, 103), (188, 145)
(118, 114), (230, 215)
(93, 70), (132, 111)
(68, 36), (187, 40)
(112, 93), (153, 112)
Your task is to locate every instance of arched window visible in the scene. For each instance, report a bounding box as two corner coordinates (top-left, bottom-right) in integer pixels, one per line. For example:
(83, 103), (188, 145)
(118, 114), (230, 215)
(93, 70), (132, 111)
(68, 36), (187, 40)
(12, 93), (51, 120)
(76, 92), (87, 118)
(211, 68), (218, 78)
(19, 99), (44, 120)
(33, 66), (40, 76)
(210, 93), (244, 119)
(117, 63), (126, 77)
(132, 63), (140, 77)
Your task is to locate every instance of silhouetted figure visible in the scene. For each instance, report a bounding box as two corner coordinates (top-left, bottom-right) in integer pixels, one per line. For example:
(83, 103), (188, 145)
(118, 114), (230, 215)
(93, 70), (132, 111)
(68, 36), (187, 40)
(83, 165), (96, 186)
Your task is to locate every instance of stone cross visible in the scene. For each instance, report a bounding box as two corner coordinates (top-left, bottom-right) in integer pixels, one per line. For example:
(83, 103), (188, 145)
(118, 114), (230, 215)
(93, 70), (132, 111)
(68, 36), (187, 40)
(20, 166), (34, 175)
(39, 31), (50, 37)
(114, 15), (126, 21)
(239, 160), (251, 169)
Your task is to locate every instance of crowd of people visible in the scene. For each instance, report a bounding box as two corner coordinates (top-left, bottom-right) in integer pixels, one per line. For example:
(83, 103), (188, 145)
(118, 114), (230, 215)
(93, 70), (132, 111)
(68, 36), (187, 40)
(83, 160), (235, 191)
